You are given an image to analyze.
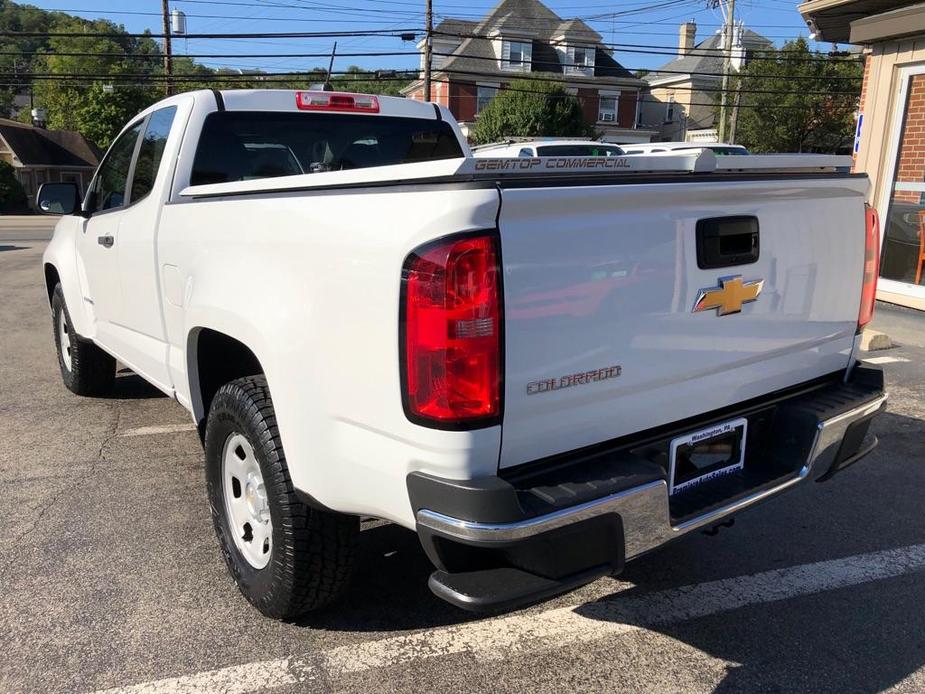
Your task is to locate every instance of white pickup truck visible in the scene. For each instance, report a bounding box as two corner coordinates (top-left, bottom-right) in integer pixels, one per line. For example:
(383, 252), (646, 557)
(40, 89), (886, 619)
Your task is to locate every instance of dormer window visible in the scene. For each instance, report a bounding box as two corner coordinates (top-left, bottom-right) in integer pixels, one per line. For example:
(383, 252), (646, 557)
(503, 40), (532, 72)
(568, 46), (594, 75)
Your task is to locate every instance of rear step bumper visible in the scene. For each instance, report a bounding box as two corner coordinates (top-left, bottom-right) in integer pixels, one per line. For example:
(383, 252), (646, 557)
(410, 366), (887, 612)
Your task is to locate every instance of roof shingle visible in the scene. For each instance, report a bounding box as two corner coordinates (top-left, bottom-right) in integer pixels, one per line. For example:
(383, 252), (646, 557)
(644, 28), (773, 83)
(0, 119), (99, 168)
(429, 0), (640, 85)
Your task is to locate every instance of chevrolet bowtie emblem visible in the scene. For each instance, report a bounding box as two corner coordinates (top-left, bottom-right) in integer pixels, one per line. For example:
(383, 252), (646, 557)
(693, 275), (764, 316)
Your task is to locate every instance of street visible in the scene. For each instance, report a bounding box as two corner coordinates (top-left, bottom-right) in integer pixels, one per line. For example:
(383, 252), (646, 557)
(2, 230), (925, 694)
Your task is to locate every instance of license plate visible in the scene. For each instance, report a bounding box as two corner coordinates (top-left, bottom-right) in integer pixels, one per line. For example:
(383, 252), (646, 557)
(668, 418), (748, 496)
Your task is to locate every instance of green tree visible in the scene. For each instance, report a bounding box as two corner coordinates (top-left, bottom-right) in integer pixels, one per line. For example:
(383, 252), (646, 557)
(329, 65), (414, 97)
(0, 1), (417, 148)
(0, 0), (55, 115)
(730, 37), (863, 153)
(0, 160), (27, 212)
(470, 78), (593, 145)
(30, 17), (160, 149)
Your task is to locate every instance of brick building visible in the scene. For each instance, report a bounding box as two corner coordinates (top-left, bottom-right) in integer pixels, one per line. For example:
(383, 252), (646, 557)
(401, 0), (654, 143)
(800, 0), (925, 310)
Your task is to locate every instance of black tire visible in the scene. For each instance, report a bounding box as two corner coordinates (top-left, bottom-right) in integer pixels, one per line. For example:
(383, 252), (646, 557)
(51, 283), (115, 396)
(204, 375), (359, 619)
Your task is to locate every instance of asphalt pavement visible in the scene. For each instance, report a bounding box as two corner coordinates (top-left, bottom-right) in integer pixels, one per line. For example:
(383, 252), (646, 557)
(2, 234), (925, 694)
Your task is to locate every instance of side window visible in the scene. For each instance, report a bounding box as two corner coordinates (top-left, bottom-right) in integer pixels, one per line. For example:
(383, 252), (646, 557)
(518, 147), (533, 157)
(90, 121), (143, 212)
(131, 106), (177, 203)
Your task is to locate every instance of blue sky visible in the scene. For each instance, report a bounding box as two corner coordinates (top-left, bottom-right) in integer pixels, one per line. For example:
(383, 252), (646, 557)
(24, 0), (826, 74)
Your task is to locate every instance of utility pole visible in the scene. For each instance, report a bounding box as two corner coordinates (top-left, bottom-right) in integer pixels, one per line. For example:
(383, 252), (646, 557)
(161, 0), (173, 96)
(423, 0), (433, 102)
(716, 0), (735, 143)
(729, 85), (741, 143)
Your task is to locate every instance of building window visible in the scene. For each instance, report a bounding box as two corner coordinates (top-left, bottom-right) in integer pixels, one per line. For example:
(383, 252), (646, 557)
(504, 40), (532, 72)
(666, 96), (676, 122)
(476, 84), (498, 114)
(599, 93), (619, 123)
(568, 46), (594, 74)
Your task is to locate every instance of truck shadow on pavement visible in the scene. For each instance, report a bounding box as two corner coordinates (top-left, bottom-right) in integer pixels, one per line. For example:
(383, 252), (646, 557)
(298, 520), (482, 632)
(296, 410), (925, 691)
(572, 408), (925, 693)
(112, 369), (168, 399)
(0, 244), (29, 252)
(572, 569), (925, 693)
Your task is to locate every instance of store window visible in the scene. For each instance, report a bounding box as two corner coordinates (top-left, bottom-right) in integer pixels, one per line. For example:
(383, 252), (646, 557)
(882, 74), (925, 289)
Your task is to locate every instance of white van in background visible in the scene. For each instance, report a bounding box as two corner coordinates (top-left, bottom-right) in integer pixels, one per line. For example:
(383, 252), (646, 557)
(472, 139), (625, 158)
(622, 141), (750, 156)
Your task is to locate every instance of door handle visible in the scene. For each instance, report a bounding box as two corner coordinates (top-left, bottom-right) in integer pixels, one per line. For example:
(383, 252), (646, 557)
(97, 235), (114, 248)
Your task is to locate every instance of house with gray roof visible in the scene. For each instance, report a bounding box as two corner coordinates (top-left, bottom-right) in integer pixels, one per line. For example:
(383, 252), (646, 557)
(640, 21), (773, 143)
(402, 0), (654, 143)
(0, 118), (99, 209)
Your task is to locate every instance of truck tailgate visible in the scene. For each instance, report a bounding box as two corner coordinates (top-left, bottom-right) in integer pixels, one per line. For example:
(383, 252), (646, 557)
(497, 175), (867, 469)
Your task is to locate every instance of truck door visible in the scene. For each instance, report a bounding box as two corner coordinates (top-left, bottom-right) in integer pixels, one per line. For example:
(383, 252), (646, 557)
(112, 105), (179, 390)
(76, 120), (144, 347)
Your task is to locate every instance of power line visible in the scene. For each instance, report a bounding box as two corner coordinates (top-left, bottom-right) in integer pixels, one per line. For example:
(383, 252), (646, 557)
(424, 51), (860, 80)
(0, 29), (419, 39)
(3, 67), (858, 96)
(429, 29), (860, 61)
(9, 48), (860, 82)
(3, 74), (846, 112)
(170, 0), (814, 27)
(421, 66), (859, 96)
(4, 50), (418, 59)
(4, 70), (859, 103)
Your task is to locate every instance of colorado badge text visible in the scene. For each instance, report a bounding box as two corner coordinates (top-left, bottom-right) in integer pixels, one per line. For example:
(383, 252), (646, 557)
(693, 275), (764, 316)
(527, 365), (622, 395)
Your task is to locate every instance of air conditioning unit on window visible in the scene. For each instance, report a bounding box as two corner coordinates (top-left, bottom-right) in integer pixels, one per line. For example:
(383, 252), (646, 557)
(600, 113), (615, 122)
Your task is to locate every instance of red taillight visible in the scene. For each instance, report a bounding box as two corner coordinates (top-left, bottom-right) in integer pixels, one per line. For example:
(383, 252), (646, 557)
(295, 91), (380, 113)
(401, 233), (502, 427)
(858, 204), (880, 330)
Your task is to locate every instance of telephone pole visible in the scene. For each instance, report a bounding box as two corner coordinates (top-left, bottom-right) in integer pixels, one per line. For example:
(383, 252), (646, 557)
(716, 0), (735, 143)
(161, 0), (173, 96)
(423, 0), (433, 102)
(729, 85), (741, 143)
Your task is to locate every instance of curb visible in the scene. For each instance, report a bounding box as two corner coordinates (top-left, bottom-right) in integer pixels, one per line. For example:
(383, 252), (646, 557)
(861, 329), (893, 352)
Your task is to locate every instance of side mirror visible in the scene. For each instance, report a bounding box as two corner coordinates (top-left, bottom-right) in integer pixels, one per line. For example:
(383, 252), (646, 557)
(36, 182), (80, 216)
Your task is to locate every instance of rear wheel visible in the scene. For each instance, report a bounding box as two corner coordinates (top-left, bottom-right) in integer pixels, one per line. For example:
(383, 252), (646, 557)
(51, 283), (115, 396)
(205, 375), (359, 619)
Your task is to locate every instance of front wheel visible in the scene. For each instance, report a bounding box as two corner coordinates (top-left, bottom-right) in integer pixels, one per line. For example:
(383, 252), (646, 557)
(204, 375), (359, 620)
(51, 283), (115, 396)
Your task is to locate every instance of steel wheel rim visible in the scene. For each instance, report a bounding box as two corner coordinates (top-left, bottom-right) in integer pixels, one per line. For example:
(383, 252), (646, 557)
(222, 432), (273, 569)
(58, 309), (72, 372)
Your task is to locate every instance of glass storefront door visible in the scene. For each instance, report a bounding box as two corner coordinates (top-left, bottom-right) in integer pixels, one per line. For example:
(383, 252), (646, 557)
(880, 69), (925, 300)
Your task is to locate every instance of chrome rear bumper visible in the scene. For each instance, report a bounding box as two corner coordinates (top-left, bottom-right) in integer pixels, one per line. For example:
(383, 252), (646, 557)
(416, 392), (886, 560)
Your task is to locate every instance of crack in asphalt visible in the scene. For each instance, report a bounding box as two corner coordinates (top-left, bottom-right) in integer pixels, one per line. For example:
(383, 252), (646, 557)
(1, 402), (123, 577)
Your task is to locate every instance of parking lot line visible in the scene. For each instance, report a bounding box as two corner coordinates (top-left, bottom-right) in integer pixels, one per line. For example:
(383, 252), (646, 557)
(119, 424), (198, 437)
(865, 356), (911, 365)
(90, 542), (925, 694)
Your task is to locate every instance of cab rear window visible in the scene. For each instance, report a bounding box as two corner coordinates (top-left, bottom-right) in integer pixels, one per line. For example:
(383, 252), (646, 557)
(190, 111), (463, 185)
